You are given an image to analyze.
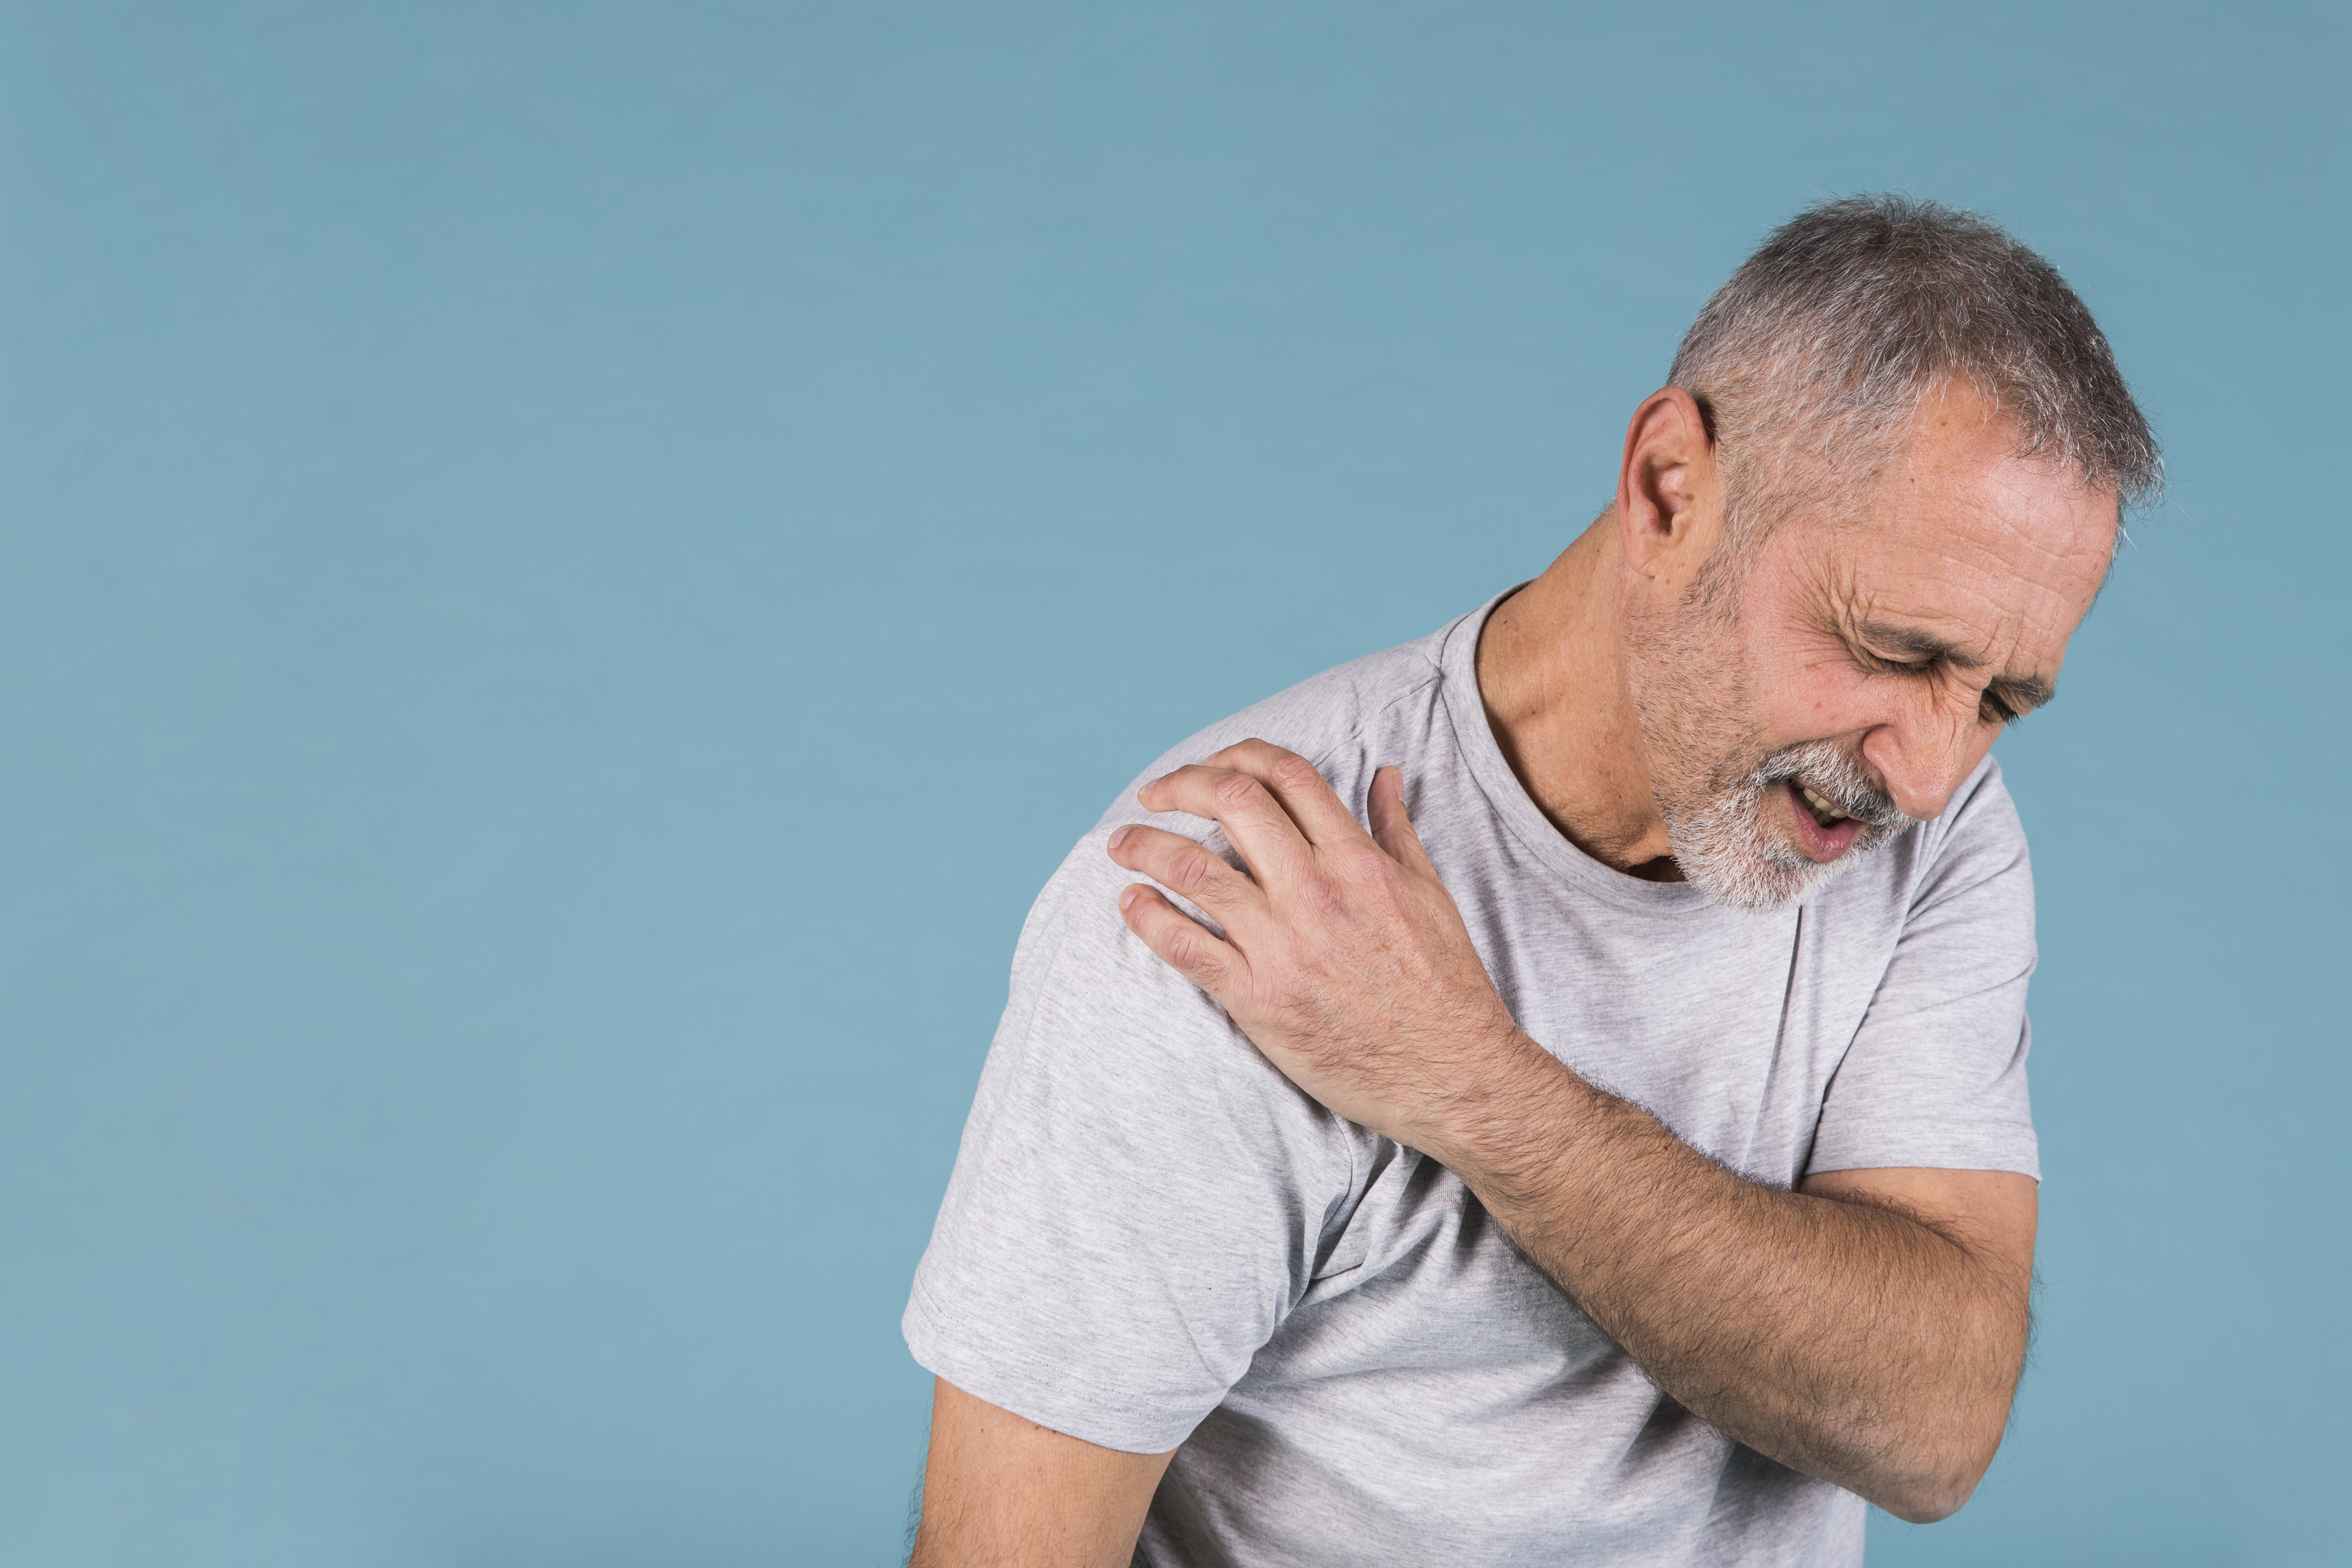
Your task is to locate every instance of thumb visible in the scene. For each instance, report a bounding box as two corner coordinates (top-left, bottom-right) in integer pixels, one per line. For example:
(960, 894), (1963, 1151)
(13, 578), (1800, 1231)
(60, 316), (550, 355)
(1367, 765), (1436, 875)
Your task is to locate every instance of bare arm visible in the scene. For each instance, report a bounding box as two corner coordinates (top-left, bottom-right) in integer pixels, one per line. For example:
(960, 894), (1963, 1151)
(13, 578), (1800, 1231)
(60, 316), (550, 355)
(1443, 1049), (2035, 1519)
(1105, 740), (2036, 1521)
(908, 1378), (1173, 1568)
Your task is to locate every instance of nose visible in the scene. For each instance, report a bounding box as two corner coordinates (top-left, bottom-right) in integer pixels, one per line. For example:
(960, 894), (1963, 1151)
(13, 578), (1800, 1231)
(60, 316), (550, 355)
(1858, 700), (1987, 822)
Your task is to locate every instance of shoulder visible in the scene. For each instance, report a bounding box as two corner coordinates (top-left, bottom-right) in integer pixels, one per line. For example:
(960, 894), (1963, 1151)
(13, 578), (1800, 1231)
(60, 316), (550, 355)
(985, 634), (1465, 1168)
(982, 624), (1473, 1178)
(1019, 619), (1454, 1012)
(1087, 620), (1456, 841)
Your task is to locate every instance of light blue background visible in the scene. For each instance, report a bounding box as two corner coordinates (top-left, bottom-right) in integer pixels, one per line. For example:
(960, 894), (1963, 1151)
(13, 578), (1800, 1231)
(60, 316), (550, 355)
(2, 3), (2343, 1563)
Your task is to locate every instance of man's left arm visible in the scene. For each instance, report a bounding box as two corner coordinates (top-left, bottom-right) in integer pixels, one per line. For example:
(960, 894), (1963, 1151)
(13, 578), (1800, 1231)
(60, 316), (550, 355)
(1438, 1075), (2035, 1523)
(1105, 740), (2035, 1523)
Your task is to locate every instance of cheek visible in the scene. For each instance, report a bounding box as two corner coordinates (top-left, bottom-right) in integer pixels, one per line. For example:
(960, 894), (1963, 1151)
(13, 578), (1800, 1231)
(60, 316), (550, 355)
(1744, 637), (1879, 738)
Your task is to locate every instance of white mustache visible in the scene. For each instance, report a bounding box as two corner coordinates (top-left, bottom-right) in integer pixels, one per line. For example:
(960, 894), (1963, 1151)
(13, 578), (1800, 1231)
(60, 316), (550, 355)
(1747, 742), (1912, 830)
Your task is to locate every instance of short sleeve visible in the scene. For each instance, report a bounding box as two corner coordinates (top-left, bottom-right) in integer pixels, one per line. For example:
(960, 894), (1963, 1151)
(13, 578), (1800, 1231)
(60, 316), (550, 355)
(902, 820), (1357, 1454)
(1807, 763), (2042, 1180)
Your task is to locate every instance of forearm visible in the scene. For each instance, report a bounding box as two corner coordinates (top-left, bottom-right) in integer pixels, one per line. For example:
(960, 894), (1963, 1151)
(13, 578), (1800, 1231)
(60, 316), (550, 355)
(1423, 1036), (2032, 1521)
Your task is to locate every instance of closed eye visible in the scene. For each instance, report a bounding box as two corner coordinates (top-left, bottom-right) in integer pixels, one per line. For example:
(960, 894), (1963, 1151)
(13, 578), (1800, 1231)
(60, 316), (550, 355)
(1851, 643), (2039, 727)
(1853, 645), (1937, 681)
(1980, 675), (2052, 725)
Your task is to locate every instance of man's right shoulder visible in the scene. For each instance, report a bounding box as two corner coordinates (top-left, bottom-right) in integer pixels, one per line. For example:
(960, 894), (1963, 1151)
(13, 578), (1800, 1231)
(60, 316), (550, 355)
(1087, 622), (1456, 842)
(896, 633), (1465, 1446)
(994, 621), (1461, 1114)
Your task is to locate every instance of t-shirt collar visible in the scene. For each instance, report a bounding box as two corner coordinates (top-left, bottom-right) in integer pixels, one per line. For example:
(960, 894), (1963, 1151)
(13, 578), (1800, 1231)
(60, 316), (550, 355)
(1436, 587), (1727, 918)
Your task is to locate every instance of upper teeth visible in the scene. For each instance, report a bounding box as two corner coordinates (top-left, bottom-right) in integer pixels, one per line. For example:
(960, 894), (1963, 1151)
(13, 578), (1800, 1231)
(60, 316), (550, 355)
(1801, 784), (1839, 818)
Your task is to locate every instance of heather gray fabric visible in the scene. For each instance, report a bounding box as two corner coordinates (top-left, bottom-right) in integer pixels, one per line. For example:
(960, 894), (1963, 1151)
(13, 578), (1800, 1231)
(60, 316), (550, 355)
(905, 594), (2040, 1567)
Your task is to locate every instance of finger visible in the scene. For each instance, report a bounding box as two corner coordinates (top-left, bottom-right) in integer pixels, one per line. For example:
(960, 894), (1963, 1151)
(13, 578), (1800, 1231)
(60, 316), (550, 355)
(1136, 763), (1312, 883)
(1196, 738), (1364, 848)
(1367, 765), (1438, 876)
(1106, 823), (1266, 921)
(1117, 884), (1241, 996)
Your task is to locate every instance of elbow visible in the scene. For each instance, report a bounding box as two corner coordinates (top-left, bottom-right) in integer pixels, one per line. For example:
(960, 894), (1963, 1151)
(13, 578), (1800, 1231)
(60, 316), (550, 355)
(1874, 1476), (1977, 1526)
(1862, 1427), (2001, 1524)
(1853, 1329), (2024, 1523)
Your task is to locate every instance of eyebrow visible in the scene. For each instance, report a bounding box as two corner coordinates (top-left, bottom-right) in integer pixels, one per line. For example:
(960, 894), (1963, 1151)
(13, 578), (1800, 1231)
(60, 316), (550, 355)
(1854, 620), (2058, 713)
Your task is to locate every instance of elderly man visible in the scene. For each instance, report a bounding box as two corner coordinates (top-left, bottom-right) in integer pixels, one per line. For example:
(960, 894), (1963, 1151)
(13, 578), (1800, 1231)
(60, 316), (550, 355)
(902, 196), (2158, 1566)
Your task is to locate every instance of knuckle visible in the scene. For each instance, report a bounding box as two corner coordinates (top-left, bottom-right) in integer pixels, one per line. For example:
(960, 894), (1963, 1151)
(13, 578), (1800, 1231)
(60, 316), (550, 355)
(1169, 844), (1219, 894)
(1167, 929), (1222, 980)
(1270, 753), (1320, 791)
(1212, 771), (1264, 810)
(1302, 876), (1352, 923)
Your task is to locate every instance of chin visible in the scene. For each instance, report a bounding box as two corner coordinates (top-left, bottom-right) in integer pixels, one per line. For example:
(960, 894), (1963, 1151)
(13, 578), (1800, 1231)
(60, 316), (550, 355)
(1671, 807), (1897, 915)
(1686, 856), (1844, 914)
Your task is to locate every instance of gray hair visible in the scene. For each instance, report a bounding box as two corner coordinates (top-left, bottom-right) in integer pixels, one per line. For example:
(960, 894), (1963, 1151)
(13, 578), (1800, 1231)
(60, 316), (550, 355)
(1668, 195), (2161, 548)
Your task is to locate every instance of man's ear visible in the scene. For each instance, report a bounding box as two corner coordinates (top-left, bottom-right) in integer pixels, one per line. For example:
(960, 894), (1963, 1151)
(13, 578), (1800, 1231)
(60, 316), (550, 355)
(1614, 387), (1722, 587)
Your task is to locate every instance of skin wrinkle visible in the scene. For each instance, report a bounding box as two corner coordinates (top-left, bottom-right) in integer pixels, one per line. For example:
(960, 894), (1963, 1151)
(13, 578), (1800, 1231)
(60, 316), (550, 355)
(1841, 620), (2058, 722)
(1629, 540), (1911, 907)
(1746, 418), (2101, 831)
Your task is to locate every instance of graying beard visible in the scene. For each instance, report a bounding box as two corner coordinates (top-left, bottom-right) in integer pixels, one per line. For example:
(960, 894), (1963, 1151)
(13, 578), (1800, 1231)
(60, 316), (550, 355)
(1669, 741), (1909, 914)
(1623, 556), (1914, 915)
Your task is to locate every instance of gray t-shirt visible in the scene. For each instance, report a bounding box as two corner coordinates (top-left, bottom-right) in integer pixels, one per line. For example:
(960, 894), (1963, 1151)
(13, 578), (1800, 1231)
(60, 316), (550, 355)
(905, 596), (2040, 1567)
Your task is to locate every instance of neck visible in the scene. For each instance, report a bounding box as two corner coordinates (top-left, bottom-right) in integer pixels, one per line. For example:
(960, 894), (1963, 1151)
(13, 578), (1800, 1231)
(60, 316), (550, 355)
(1475, 511), (1681, 878)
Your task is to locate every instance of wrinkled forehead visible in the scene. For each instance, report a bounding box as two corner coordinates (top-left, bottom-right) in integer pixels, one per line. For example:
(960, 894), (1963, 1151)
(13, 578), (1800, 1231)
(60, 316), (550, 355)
(1785, 441), (2119, 649)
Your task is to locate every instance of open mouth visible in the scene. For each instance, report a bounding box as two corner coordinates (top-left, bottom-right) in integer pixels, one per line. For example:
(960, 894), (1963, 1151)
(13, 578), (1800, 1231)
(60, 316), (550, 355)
(1784, 778), (1867, 861)
(1796, 781), (1848, 828)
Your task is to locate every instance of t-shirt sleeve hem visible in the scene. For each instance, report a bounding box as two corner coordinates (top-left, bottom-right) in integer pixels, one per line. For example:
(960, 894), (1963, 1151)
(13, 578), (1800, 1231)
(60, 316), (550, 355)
(1805, 1117), (2041, 1181)
(901, 1286), (1208, 1456)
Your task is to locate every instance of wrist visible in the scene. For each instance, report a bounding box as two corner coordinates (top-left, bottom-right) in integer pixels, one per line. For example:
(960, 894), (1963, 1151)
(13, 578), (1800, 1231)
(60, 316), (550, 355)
(1418, 1030), (1591, 1195)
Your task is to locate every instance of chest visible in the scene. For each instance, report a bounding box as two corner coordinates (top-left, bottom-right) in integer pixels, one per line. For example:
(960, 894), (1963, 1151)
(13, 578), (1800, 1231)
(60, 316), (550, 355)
(1247, 779), (1904, 1389)
(1274, 826), (1893, 1341)
(1437, 836), (1891, 1187)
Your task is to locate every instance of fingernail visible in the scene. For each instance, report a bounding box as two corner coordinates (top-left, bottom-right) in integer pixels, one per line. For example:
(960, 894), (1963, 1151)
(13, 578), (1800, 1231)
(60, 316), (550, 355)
(1118, 886), (1139, 911)
(1109, 825), (1129, 850)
